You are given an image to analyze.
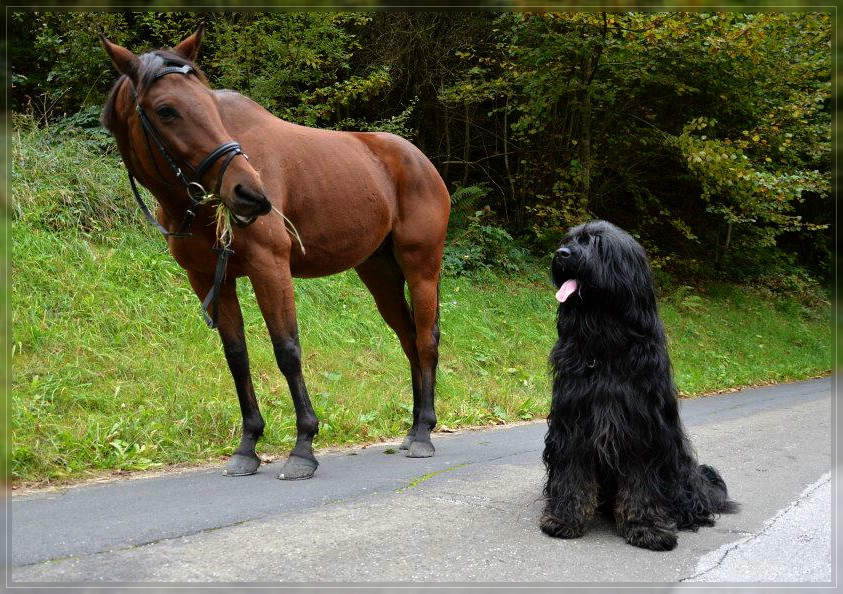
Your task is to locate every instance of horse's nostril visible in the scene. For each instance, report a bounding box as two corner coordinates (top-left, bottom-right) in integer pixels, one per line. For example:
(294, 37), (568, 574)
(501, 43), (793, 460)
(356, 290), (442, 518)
(234, 184), (271, 215)
(234, 184), (263, 202)
(234, 184), (256, 201)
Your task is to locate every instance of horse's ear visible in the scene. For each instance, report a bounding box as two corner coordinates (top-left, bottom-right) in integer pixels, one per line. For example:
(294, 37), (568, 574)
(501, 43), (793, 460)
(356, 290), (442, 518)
(172, 23), (205, 62)
(99, 32), (139, 80)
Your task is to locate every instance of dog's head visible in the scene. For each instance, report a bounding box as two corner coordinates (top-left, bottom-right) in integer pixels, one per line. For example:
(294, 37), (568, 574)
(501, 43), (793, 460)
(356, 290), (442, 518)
(551, 220), (655, 309)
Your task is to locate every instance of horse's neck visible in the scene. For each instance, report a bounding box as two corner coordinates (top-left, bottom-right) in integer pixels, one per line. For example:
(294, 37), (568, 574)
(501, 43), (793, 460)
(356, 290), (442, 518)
(115, 138), (193, 230)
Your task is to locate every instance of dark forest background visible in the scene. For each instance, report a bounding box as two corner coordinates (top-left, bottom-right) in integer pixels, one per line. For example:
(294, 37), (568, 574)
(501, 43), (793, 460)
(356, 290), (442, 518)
(10, 11), (831, 287)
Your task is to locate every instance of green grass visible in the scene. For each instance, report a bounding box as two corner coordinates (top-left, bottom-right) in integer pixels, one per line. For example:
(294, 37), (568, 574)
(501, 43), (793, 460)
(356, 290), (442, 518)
(10, 224), (556, 484)
(9, 118), (832, 486)
(10, 223), (831, 485)
(662, 284), (830, 394)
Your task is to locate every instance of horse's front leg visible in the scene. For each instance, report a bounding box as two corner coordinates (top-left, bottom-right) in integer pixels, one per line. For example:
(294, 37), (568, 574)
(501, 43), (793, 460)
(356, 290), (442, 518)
(251, 268), (319, 480)
(187, 271), (264, 476)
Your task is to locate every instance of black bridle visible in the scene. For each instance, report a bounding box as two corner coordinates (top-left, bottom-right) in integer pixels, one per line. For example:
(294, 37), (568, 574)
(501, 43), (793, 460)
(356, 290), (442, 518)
(125, 61), (245, 328)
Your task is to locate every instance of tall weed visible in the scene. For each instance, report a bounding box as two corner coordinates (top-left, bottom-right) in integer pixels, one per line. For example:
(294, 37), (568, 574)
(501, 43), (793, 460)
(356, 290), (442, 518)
(444, 183), (535, 277)
(12, 114), (141, 234)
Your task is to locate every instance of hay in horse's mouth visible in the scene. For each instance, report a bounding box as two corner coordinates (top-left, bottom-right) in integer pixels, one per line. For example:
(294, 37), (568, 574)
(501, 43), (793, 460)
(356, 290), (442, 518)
(212, 201), (235, 248)
(212, 201), (306, 255)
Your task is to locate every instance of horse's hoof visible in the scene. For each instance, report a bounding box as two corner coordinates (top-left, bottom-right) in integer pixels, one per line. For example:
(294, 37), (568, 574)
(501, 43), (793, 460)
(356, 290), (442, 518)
(278, 454), (318, 480)
(223, 453), (260, 476)
(399, 431), (416, 450)
(406, 440), (435, 458)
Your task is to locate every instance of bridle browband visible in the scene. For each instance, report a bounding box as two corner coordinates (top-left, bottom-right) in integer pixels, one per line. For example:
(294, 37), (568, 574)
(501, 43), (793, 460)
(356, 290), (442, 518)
(124, 59), (245, 328)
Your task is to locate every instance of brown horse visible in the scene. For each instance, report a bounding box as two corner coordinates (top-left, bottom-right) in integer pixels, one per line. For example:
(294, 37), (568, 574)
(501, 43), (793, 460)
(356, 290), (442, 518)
(99, 26), (450, 480)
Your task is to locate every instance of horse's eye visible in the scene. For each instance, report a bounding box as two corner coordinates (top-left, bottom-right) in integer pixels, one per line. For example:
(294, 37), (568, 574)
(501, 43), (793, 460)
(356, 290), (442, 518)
(155, 106), (178, 120)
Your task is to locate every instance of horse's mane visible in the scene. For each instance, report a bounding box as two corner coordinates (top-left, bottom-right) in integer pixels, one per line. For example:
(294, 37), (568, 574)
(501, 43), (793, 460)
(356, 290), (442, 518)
(100, 49), (208, 132)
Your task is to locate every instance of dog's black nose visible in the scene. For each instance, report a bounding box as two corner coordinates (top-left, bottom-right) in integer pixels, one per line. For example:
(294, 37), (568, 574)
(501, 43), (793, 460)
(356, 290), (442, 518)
(556, 247), (572, 259)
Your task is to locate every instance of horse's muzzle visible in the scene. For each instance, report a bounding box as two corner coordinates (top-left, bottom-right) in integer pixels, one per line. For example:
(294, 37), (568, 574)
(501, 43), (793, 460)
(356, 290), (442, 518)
(231, 184), (272, 220)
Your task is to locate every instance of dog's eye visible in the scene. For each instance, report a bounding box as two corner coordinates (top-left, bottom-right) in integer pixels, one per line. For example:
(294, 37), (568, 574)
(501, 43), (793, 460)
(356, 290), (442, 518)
(577, 234), (590, 245)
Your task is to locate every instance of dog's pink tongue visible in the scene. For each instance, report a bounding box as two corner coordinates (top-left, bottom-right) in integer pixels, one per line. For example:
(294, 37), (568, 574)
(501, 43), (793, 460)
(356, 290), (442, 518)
(555, 279), (578, 303)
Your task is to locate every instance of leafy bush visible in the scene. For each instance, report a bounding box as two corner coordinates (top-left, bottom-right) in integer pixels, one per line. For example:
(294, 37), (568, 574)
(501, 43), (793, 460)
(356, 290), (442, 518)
(9, 11), (830, 286)
(444, 183), (534, 277)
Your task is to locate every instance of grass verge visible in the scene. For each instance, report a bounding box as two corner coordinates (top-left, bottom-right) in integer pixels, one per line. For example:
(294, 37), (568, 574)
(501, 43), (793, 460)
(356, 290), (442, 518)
(9, 117), (831, 486)
(10, 223), (830, 486)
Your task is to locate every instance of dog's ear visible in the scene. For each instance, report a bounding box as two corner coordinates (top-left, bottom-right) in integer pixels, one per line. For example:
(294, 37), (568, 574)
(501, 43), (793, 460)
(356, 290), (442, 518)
(172, 23), (205, 62)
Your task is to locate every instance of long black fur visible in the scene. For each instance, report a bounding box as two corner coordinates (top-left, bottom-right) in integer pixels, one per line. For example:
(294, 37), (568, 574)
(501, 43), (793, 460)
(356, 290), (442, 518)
(541, 220), (738, 551)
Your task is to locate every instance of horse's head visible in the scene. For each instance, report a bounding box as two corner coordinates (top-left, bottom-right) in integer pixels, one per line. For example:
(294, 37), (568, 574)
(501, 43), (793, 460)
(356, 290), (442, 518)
(100, 25), (271, 225)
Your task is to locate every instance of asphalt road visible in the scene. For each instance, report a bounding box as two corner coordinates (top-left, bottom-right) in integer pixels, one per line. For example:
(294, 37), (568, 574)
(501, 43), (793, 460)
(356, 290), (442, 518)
(7, 377), (834, 587)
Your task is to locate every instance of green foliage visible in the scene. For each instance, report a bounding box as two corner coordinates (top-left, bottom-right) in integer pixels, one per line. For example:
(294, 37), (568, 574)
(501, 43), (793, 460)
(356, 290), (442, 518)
(656, 13), (831, 273)
(10, 11), (831, 283)
(439, 11), (831, 279)
(206, 13), (383, 127)
(10, 11), (193, 118)
(339, 97), (419, 140)
(444, 184), (534, 277)
(12, 114), (141, 234)
(674, 116), (828, 231)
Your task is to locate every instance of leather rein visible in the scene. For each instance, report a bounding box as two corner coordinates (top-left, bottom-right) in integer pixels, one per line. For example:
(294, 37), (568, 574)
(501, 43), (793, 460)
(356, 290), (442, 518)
(124, 61), (245, 329)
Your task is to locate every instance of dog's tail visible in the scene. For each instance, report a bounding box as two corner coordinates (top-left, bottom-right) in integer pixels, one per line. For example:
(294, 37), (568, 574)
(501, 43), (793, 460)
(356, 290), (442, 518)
(699, 464), (740, 514)
(676, 463), (739, 530)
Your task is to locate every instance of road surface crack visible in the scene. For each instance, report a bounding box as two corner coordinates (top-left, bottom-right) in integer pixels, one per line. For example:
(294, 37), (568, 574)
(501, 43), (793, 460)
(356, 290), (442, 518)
(680, 472), (831, 582)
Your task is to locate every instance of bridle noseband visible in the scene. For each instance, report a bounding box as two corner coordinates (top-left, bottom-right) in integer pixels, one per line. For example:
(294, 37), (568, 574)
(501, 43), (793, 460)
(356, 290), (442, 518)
(124, 60), (246, 329)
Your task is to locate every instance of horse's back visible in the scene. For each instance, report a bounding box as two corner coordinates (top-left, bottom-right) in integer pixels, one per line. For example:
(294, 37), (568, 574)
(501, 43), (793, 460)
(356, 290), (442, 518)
(215, 90), (449, 275)
(216, 89), (446, 195)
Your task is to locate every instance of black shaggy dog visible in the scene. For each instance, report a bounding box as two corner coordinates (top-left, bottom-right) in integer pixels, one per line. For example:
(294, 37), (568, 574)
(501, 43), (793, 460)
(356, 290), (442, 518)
(541, 220), (738, 551)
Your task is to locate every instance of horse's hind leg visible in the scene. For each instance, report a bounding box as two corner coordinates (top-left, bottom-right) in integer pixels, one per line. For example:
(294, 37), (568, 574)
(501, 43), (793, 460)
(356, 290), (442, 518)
(389, 246), (442, 459)
(402, 274), (440, 458)
(354, 250), (423, 452)
(187, 271), (264, 476)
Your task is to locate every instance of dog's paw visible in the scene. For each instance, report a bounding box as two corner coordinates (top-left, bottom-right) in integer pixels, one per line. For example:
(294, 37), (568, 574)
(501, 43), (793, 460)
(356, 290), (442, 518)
(539, 514), (586, 539)
(624, 525), (678, 551)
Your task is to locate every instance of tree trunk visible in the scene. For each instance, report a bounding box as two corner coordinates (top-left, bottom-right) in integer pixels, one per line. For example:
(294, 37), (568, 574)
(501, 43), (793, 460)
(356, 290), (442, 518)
(575, 13), (607, 211)
(462, 103), (471, 186)
(579, 87), (592, 206)
(503, 96), (514, 223)
(723, 222), (733, 256)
